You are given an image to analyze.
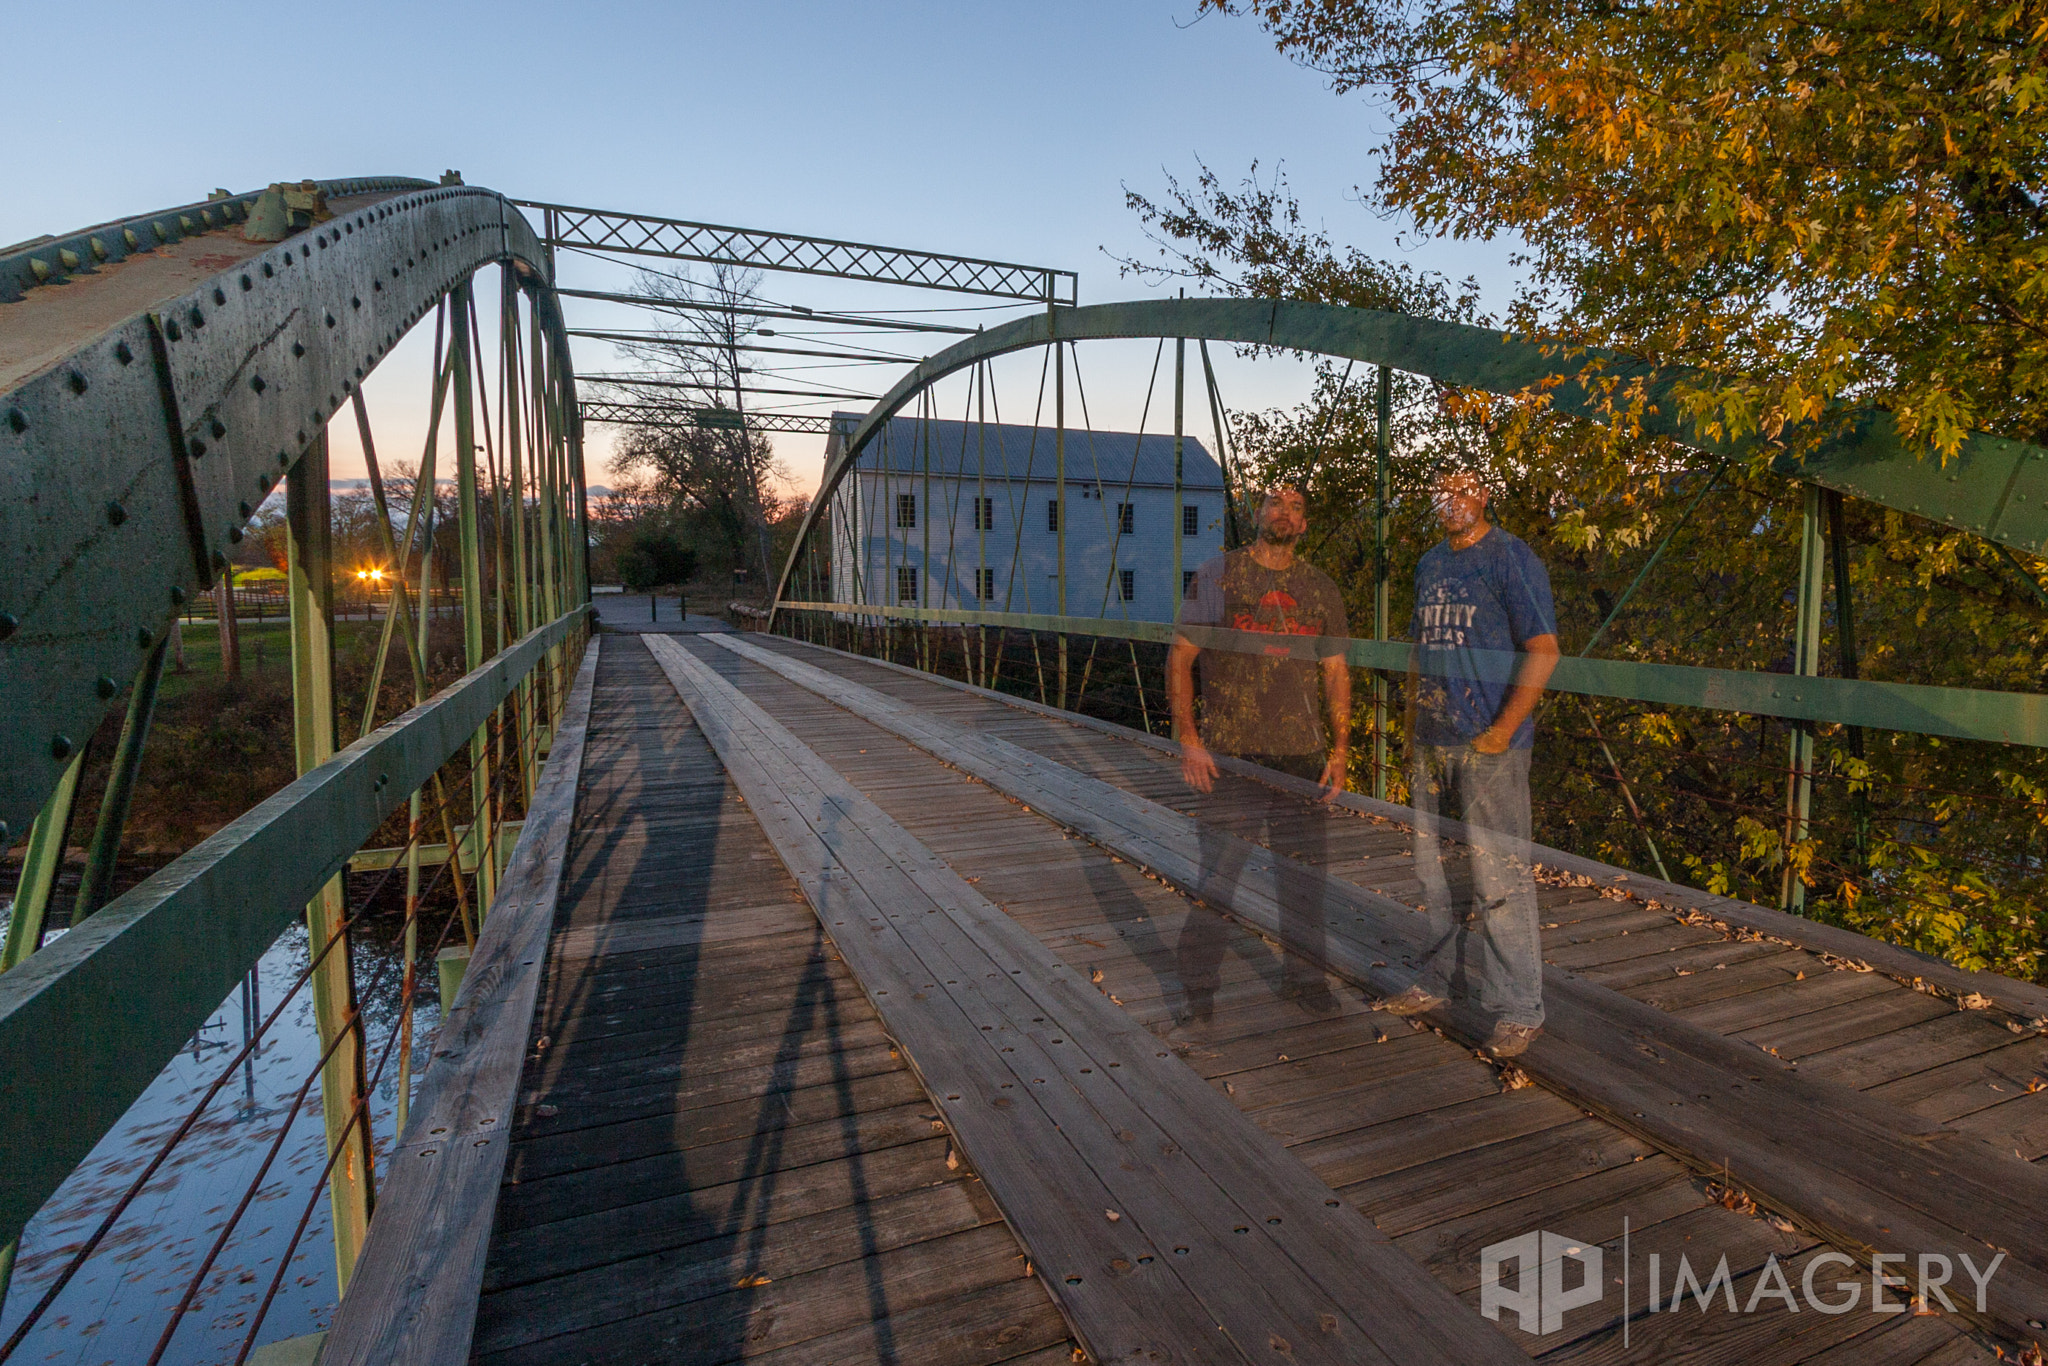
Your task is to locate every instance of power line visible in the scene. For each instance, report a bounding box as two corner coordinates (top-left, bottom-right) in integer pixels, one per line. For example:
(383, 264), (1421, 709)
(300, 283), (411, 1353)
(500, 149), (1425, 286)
(567, 329), (915, 365)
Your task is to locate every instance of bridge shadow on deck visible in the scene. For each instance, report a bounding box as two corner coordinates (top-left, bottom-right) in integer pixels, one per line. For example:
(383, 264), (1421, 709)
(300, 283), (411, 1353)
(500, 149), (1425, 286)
(471, 639), (1069, 1365)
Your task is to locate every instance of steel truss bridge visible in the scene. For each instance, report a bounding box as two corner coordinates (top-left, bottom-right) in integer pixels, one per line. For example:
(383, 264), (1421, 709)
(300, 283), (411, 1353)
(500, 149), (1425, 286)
(2, 175), (2046, 1366)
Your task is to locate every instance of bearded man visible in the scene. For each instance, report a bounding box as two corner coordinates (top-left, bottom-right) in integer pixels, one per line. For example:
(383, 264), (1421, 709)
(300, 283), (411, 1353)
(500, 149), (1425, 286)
(1168, 485), (1351, 1022)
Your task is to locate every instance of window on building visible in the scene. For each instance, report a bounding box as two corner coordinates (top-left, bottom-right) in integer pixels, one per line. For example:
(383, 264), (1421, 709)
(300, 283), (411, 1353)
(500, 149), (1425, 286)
(1183, 570), (1197, 599)
(975, 567), (996, 601)
(973, 496), (995, 532)
(896, 565), (919, 604)
(896, 493), (916, 529)
(1117, 503), (1135, 535)
(1119, 569), (1136, 602)
(1046, 499), (1059, 533)
(1183, 504), (1200, 537)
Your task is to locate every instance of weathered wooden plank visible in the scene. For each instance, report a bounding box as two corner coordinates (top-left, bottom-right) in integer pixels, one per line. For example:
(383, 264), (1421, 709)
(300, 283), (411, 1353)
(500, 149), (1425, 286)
(651, 633), (1529, 1366)
(475, 1222), (1030, 1366)
(473, 1179), (1006, 1354)
(1291, 1088), (1582, 1189)
(1798, 1010), (2026, 1090)
(490, 1102), (944, 1235)
(323, 638), (601, 1366)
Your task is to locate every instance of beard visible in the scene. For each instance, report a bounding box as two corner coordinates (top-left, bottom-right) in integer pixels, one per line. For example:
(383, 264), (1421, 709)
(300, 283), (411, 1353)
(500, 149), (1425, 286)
(1258, 522), (1303, 547)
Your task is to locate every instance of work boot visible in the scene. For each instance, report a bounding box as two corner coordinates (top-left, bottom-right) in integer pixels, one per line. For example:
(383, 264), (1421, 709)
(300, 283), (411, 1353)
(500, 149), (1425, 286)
(1372, 986), (1445, 1017)
(1484, 1021), (1543, 1058)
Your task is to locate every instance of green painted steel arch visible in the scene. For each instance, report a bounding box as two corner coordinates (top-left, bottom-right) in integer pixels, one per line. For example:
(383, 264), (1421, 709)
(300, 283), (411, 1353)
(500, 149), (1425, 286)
(771, 297), (2048, 618)
(0, 180), (580, 842)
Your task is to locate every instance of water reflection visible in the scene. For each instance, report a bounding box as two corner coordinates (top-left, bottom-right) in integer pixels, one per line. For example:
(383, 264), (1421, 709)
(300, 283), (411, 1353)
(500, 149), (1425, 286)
(0, 917), (428, 1365)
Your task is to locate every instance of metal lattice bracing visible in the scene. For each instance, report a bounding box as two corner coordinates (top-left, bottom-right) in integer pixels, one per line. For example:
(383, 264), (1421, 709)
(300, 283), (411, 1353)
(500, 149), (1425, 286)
(578, 399), (832, 435)
(517, 199), (1078, 304)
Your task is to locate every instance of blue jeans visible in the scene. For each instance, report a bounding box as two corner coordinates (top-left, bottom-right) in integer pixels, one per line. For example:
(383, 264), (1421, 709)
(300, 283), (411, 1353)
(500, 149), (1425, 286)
(1406, 745), (1544, 1028)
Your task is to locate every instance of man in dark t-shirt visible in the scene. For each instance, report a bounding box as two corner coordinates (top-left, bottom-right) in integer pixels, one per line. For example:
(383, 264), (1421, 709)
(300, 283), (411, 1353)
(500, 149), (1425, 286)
(1377, 468), (1559, 1057)
(1167, 486), (1351, 1022)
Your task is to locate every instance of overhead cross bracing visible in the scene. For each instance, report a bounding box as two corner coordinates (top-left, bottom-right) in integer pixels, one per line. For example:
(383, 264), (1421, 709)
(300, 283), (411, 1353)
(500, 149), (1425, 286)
(517, 200), (1078, 305)
(536, 207), (1074, 436)
(576, 398), (834, 435)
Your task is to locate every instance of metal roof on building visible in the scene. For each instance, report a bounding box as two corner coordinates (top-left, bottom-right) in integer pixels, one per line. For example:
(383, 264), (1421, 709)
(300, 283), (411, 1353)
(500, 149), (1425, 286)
(827, 411), (1226, 490)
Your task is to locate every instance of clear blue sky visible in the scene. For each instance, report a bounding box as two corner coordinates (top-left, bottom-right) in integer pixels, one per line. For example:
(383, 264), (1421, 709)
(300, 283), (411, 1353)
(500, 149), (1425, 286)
(7, 1), (1518, 494)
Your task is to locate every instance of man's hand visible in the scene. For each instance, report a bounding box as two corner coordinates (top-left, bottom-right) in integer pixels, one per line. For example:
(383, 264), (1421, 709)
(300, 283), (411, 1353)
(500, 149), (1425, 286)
(1181, 738), (1219, 793)
(1470, 728), (1512, 755)
(1315, 750), (1347, 802)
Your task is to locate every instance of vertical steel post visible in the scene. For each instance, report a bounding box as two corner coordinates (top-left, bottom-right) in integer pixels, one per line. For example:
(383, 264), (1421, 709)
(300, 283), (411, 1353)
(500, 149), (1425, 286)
(450, 283), (495, 908)
(0, 750), (88, 970)
(72, 635), (169, 920)
(1781, 483), (1825, 912)
(1173, 338), (1185, 624)
(1373, 365), (1392, 801)
(1199, 341), (1243, 549)
(1055, 331), (1068, 709)
(921, 390), (932, 671)
(287, 430), (375, 1288)
(502, 277), (535, 807)
(977, 364), (989, 687)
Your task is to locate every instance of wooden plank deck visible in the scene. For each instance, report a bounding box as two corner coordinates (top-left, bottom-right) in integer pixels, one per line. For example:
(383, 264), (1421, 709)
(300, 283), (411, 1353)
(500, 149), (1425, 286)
(687, 630), (2030, 1365)
(470, 639), (1074, 1366)
(645, 633), (1526, 1366)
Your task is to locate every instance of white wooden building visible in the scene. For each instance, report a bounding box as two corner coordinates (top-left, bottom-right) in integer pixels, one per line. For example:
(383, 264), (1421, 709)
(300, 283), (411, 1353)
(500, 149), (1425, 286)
(821, 412), (1228, 624)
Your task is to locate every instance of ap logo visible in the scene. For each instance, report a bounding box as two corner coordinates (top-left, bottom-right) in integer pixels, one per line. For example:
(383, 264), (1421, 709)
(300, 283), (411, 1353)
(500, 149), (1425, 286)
(1479, 1230), (1605, 1334)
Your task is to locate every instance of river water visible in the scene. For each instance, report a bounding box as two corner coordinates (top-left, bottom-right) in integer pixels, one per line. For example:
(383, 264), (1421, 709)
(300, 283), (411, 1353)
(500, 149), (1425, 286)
(0, 919), (428, 1365)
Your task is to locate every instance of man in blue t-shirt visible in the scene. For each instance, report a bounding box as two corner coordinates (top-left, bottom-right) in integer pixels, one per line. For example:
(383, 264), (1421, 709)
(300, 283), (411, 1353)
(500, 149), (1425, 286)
(1376, 468), (1559, 1058)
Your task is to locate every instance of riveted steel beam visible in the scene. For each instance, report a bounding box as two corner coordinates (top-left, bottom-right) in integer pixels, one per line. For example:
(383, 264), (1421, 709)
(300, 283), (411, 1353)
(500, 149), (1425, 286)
(0, 178), (432, 304)
(517, 200), (1077, 304)
(0, 182), (570, 844)
(771, 298), (2048, 618)
(0, 606), (588, 1251)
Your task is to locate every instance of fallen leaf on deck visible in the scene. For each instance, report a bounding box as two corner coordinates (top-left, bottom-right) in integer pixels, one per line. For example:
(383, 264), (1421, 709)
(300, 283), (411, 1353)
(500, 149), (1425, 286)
(734, 1273), (772, 1288)
(947, 1148), (961, 1170)
(1105, 1209), (1121, 1222)
(1498, 1066), (1532, 1091)
(1078, 937), (1107, 948)
(1091, 968), (1105, 984)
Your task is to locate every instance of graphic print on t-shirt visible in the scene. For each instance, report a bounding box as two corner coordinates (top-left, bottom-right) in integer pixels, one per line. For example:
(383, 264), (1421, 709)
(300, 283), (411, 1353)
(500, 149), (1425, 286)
(1182, 553), (1349, 756)
(1234, 588), (1320, 636)
(1416, 584), (1481, 649)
